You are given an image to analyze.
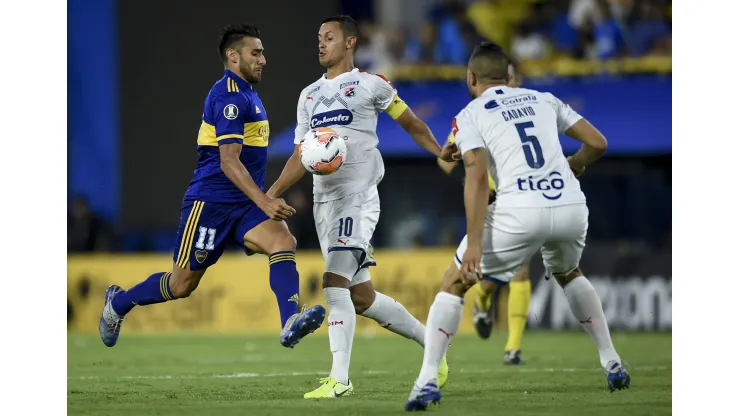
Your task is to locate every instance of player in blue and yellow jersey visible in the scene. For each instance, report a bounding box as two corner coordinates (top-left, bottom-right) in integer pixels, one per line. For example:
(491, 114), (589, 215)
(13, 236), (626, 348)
(437, 60), (531, 365)
(99, 24), (325, 349)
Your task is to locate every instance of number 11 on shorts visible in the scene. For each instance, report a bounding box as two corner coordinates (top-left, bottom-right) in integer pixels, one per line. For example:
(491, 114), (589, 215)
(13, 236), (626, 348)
(195, 227), (216, 250)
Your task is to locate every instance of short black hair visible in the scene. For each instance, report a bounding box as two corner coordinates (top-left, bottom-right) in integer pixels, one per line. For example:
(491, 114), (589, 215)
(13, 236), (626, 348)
(468, 41), (511, 83)
(218, 24), (261, 62)
(321, 15), (359, 42)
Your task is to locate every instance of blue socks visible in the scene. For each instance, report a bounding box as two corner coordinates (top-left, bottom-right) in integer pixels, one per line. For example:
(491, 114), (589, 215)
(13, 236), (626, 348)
(110, 252), (298, 327)
(269, 251), (300, 327)
(111, 272), (174, 316)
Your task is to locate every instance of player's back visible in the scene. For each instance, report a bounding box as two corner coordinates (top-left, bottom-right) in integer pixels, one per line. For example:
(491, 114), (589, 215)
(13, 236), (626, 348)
(455, 85), (586, 208)
(184, 70), (270, 204)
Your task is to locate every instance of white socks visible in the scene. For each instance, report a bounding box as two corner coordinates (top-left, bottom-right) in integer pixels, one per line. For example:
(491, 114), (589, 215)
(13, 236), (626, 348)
(563, 275), (621, 368)
(361, 291), (426, 347)
(415, 292), (463, 385)
(325, 287), (355, 385)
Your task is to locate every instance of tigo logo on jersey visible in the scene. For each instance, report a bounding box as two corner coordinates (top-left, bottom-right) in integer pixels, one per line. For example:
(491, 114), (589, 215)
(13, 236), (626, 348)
(224, 104), (239, 120)
(517, 171), (565, 200)
(311, 109), (354, 128)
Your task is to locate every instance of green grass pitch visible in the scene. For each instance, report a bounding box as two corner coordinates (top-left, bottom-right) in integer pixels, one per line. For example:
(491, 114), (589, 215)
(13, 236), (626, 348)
(68, 332), (671, 415)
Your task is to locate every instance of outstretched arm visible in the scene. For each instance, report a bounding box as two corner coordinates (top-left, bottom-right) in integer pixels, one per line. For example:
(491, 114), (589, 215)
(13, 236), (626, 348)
(393, 107), (444, 159)
(220, 143), (295, 220)
(268, 89), (312, 198)
(267, 144), (306, 199)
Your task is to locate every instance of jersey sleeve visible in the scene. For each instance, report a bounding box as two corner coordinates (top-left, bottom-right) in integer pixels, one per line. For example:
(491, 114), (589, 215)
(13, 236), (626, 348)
(451, 107), (485, 155)
(293, 90), (310, 144)
(543, 92), (583, 133)
(214, 94), (250, 145)
(369, 74), (402, 114)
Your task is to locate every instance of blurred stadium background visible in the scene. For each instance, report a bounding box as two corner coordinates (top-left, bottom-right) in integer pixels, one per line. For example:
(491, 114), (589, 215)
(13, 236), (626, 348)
(68, 0), (671, 338)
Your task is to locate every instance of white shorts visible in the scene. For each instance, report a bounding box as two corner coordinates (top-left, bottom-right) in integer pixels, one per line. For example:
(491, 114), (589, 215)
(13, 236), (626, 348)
(455, 203), (588, 284)
(314, 186), (380, 284)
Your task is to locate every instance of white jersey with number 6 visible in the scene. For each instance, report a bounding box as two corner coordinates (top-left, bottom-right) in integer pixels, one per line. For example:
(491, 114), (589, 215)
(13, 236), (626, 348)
(452, 85), (586, 208)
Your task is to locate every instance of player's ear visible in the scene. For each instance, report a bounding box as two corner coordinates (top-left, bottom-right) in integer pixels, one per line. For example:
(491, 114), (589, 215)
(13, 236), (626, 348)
(227, 48), (239, 64)
(468, 70), (477, 87)
(346, 36), (356, 51)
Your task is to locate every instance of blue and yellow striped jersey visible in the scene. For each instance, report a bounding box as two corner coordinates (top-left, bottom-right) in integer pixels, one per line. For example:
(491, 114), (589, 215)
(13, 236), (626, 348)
(184, 70), (270, 203)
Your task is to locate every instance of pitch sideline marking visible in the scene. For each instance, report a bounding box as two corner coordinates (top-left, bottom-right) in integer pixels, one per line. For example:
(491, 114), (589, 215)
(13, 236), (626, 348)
(70, 366), (669, 380)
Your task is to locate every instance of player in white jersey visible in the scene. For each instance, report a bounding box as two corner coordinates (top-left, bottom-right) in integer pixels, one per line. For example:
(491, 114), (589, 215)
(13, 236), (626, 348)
(405, 42), (630, 411)
(266, 15), (458, 399)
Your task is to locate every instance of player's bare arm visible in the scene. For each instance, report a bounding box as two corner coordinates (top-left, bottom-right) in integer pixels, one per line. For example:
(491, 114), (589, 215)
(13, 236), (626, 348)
(437, 139), (462, 174)
(564, 118), (608, 176)
(460, 147), (489, 283)
(394, 108), (455, 162)
(437, 157), (457, 174)
(219, 143), (295, 220)
(266, 144), (306, 199)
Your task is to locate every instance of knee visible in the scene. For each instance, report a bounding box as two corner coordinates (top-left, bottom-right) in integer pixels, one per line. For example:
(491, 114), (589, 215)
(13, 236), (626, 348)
(351, 290), (375, 314)
(440, 263), (472, 297)
(554, 267), (583, 288)
(322, 272), (350, 289)
(169, 273), (199, 299)
(272, 233), (297, 253)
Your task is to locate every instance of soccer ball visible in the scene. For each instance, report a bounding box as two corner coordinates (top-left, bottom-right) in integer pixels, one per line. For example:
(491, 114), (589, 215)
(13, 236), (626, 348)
(299, 128), (347, 175)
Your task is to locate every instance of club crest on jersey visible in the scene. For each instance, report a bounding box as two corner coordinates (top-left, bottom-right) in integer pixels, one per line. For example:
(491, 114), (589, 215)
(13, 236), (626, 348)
(195, 250), (208, 264)
(344, 87), (355, 98)
(223, 104), (239, 120)
(311, 109), (353, 128)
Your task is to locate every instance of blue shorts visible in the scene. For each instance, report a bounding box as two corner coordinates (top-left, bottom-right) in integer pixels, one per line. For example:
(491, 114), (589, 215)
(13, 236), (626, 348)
(172, 199), (269, 270)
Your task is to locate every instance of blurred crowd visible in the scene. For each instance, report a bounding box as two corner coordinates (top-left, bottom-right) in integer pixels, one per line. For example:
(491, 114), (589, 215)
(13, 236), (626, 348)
(354, 0), (672, 71)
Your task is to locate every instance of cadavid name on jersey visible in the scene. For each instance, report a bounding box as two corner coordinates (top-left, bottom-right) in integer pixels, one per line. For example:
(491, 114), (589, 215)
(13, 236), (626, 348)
(184, 70), (270, 204)
(293, 69), (408, 202)
(452, 86), (587, 208)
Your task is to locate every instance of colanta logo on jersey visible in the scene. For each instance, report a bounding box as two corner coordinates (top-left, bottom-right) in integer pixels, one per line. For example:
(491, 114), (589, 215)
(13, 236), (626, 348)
(517, 171), (565, 200)
(311, 109), (354, 128)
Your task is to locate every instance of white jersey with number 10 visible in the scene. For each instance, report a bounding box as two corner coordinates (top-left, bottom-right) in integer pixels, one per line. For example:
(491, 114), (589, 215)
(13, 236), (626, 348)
(452, 85), (587, 208)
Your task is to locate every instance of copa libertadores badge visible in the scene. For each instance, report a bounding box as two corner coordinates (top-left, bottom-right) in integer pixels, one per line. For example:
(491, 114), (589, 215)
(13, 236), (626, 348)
(224, 104), (239, 120)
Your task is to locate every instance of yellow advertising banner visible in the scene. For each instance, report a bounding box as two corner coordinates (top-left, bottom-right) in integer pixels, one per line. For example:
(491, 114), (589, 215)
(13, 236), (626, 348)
(68, 250), (509, 335)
